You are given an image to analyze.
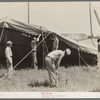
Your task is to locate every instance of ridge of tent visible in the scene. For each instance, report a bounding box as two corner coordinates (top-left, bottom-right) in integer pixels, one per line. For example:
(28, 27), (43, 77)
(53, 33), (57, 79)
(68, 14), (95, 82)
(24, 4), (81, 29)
(56, 33), (97, 55)
(0, 17), (97, 55)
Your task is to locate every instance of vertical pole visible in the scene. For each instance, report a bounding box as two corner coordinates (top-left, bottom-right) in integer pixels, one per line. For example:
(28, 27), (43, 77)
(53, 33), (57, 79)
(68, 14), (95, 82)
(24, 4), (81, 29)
(89, 2), (96, 46)
(77, 42), (80, 66)
(0, 27), (5, 44)
(78, 46), (80, 66)
(42, 34), (44, 69)
(89, 2), (93, 37)
(28, 2), (30, 24)
(94, 9), (100, 26)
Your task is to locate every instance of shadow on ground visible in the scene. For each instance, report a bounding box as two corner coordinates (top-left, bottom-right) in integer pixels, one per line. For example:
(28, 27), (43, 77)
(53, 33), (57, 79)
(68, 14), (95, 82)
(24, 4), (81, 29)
(28, 80), (49, 87)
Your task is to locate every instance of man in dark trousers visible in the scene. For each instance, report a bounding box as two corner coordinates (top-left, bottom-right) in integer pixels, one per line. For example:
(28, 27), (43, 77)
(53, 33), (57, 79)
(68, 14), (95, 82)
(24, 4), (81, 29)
(31, 34), (41, 69)
(45, 48), (71, 88)
(52, 34), (59, 51)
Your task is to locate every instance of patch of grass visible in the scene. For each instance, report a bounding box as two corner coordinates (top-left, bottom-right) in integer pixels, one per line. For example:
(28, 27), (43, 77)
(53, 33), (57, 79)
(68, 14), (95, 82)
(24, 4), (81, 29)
(0, 66), (100, 92)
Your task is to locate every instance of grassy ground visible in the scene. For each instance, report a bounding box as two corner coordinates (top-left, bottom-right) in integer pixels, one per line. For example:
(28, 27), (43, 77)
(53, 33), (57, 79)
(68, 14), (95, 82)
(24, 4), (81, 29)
(0, 66), (100, 92)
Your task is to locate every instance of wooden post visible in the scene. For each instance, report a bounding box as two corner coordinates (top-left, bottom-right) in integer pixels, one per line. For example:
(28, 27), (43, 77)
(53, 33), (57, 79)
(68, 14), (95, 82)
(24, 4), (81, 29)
(28, 2), (30, 24)
(78, 46), (80, 66)
(89, 2), (93, 37)
(0, 27), (5, 43)
(94, 9), (100, 26)
(42, 34), (44, 69)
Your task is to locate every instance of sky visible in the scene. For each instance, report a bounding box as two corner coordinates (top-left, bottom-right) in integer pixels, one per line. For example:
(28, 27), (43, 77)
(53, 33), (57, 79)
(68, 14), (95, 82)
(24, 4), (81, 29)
(0, 2), (100, 36)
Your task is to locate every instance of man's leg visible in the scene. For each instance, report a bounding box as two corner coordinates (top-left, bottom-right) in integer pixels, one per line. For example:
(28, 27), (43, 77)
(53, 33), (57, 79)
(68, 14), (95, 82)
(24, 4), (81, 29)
(31, 53), (34, 68)
(33, 52), (38, 70)
(45, 57), (57, 87)
(6, 60), (13, 79)
(8, 63), (13, 78)
(49, 70), (56, 87)
(55, 70), (59, 87)
(45, 57), (56, 87)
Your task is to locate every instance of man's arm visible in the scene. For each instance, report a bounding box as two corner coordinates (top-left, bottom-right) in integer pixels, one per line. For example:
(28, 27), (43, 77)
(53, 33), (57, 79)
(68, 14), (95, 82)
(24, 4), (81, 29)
(36, 34), (41, 42)
(56, 52), (64, 69)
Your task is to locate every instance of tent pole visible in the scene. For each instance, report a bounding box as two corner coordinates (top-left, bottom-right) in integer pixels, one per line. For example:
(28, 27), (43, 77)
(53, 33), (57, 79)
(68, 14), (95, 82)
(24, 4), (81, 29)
(89, 2), (96, 46)
(80, 54), (89, 66)
(42, 34), (49, 70)
(89, 2), (93, 37)
(0, 27), (5, 43)
(28, 2), (30, 24)
(94, 9), (100, 26)
(78, 46), (80, 66)
(42, 35), (49, 54)
(42, 34), (44, 69)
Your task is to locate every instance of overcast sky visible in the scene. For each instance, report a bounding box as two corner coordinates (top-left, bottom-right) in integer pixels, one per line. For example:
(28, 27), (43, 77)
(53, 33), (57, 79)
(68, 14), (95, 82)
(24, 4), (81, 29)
(0, 2), (100, 36)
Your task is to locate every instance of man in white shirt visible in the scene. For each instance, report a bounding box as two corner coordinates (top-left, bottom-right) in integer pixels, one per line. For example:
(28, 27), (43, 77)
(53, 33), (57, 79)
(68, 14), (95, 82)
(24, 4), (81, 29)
(5, 41), (13, 79)
(45, 48), (71, 88)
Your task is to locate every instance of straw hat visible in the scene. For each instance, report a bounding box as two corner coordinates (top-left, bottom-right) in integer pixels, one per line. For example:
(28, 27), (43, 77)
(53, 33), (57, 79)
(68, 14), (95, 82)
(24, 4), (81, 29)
(7, 41), (13, 44)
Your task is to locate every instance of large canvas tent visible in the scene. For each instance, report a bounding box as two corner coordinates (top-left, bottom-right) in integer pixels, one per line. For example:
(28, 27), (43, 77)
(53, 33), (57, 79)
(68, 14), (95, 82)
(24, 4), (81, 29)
(0, 17), (52, 69)
(0, 17), (98, 69)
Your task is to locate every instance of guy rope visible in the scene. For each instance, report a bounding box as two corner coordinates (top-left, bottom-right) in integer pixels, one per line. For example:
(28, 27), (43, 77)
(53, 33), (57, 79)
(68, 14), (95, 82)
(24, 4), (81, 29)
(0, 32), (51, 82)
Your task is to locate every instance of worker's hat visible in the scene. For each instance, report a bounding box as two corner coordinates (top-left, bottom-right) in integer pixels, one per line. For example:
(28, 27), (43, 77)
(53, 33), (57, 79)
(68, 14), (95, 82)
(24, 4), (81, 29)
(7, 41), (13, 44)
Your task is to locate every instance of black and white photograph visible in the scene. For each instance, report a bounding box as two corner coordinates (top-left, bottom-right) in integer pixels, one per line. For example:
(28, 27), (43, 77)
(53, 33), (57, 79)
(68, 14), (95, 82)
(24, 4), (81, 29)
(0, 1), (100, 98)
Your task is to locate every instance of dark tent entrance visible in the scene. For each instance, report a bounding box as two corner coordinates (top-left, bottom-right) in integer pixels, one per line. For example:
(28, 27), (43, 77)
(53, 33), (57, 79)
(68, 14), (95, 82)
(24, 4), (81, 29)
(0, 28), (32, 69)
(59, 39), (97, 67)
(0, 27), (55, 69)
(0, 28), (97, 69)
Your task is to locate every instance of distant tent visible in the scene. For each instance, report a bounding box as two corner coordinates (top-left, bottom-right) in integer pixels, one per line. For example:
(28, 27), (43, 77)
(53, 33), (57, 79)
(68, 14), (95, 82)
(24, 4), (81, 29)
(62, 33), (89, 41)
(0, 17), (98, 69)
(61, 33), (97, 54)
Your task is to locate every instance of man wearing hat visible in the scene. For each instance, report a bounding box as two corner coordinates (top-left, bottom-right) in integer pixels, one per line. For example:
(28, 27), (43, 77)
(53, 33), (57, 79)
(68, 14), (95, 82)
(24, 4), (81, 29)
(5, 41), (13, 79)
(45, 48), (71, 88)
(31, 34), (41, 69)
(97, 39), (100, 69)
